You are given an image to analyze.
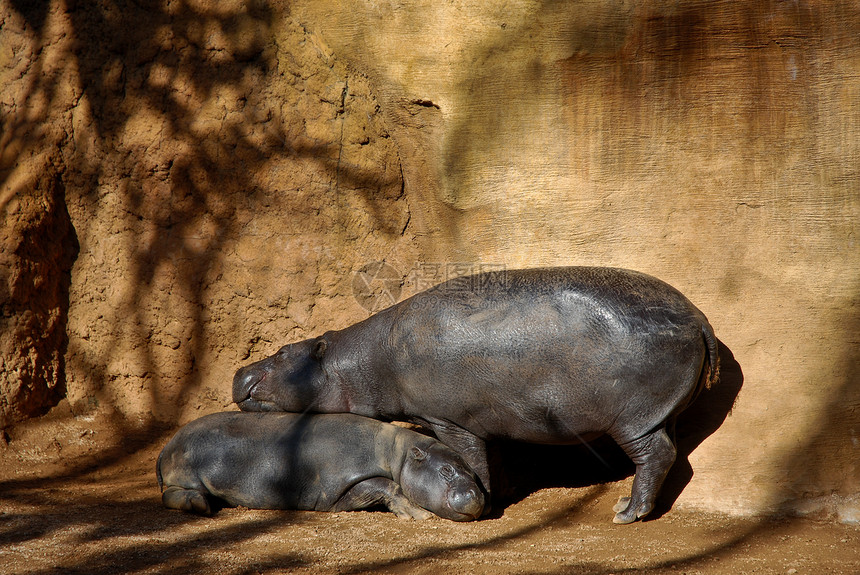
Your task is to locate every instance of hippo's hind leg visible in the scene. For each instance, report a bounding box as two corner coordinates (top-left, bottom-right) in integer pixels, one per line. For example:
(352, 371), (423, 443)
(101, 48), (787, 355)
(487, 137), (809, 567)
(332, 477), (433, 520)
(162, 485), (214, 516)
(612, 426), (676, 524)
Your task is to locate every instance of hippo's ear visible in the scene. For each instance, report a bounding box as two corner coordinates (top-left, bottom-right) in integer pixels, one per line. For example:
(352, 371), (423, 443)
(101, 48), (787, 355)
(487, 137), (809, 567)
(312, 337), (327, 361)
(410, 447), (427, 461)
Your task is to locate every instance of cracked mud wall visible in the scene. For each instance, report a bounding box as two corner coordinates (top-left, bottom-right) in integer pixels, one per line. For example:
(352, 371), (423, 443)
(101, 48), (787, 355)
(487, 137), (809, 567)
(1, 0), (858, 519)
(0, 159), (76, 427)
(1, 1), (418, 428)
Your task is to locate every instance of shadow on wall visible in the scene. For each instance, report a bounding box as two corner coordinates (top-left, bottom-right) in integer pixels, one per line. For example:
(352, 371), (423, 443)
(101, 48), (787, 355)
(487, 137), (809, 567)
(1, 0), (407, 444)
(1, 1), (271, 430)
(435, 0), (858, 262)
(658, 340), (743, 517)
(60, 0), (281, 432)
(775, 289), (860, 515)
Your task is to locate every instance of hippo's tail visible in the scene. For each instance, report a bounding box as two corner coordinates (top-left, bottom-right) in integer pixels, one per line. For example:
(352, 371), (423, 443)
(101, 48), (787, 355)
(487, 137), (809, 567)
(156, 450), (164, 493)
(701, 322), (720, 390)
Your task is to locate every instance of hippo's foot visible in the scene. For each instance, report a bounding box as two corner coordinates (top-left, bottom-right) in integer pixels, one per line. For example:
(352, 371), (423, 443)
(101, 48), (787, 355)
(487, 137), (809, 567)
(612, 497), (632, 514)
(612, 496), (652, 524)
(162, 486), (213, 516)
(333, 477), (433, 520)
(613, 426), (677, 525)
(388, 498), (434, 520)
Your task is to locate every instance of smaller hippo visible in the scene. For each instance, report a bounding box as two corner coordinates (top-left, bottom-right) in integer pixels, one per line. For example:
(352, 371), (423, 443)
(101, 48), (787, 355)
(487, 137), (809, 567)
(156, 411), (484, 521)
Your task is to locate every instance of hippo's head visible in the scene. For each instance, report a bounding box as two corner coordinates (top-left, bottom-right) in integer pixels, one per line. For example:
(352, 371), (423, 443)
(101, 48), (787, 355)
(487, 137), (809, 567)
(399, 442), (485, 522)
(233, 336), (331, 412)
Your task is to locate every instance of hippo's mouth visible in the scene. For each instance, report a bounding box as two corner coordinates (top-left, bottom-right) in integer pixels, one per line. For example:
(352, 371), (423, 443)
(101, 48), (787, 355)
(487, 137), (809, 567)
(234, 376), (280, 412)
(236, 397), (280, 412)
(233, 368), (272, 410)
(441, 506), (482, 522)
(446, 508), (482, 522)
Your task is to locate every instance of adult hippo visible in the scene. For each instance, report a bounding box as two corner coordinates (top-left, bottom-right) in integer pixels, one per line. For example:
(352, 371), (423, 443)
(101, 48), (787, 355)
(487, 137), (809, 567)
(233, 266), (719, 524)
(156, 411), (484, 521)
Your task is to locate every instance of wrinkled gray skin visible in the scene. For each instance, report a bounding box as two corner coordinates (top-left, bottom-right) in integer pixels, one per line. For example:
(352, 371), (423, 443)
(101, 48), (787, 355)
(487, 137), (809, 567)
(156, 412), (484, 521)
(233, 267), (719, 524)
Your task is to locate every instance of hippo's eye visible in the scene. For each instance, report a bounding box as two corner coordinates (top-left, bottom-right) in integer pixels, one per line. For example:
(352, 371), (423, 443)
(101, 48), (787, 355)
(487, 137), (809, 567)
(439, 464), (456, 482)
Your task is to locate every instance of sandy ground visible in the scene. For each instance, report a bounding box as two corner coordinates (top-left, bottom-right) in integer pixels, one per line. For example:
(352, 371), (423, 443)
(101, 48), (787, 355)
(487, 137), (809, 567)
(1, 405), (858, 575)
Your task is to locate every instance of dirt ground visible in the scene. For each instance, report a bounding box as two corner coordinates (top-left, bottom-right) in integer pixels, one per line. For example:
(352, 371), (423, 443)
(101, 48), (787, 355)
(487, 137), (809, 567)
(1, 404), (857, 575)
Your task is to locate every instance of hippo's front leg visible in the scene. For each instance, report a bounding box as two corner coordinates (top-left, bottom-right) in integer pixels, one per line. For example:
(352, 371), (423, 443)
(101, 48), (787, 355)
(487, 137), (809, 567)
(332, 477), (433, 519)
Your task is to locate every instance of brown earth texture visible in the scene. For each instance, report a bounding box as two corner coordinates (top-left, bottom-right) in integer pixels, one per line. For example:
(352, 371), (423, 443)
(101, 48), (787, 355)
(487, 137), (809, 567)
(1, 402), (858, 575)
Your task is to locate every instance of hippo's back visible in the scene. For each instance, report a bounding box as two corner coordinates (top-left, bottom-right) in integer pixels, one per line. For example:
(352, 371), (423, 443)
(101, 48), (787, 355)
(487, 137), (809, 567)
(402, 267), (704, 320)
(382, 267), (711, 444)
(158, 412), (390, 510)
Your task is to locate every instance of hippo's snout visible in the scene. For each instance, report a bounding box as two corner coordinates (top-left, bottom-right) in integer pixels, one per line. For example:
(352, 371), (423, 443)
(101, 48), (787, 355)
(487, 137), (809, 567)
(448, 486), (484, 521)
(232, 366), (263, 405)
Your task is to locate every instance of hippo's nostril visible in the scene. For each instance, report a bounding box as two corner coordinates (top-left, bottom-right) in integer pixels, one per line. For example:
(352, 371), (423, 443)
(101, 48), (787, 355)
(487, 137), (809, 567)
(232, 369), (263, 404)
